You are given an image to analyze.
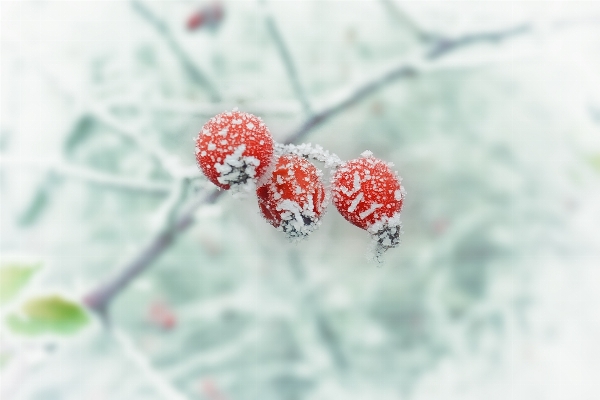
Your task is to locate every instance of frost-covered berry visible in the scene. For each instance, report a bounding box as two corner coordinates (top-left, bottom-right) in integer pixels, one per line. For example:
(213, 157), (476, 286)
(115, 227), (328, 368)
(331, 151), (405, 260)
(196, 110), (274, 191)
(257, 155), (326, 240)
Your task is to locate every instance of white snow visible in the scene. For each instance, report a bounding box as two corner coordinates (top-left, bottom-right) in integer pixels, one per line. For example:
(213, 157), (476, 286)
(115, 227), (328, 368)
(348, 192), (364, 213)
(359, 203), (383, 219)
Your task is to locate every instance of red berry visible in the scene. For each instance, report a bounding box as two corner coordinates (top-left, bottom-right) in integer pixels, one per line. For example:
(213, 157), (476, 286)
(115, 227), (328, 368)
(196, 110), (274, 190)
(331, 151), (405, 254)
(257, 155), (326, 240)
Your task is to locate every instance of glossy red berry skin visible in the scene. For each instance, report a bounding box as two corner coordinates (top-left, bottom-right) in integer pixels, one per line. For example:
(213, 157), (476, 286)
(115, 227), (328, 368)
(196, 110), (274, 190)
(257, 155), (326, 239)
(331, 152), (404, 230)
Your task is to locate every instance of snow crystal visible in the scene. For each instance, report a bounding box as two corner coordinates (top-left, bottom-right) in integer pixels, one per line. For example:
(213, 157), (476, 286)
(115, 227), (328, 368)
(208, 143), (216, 151)
(366, 212), (403, 264)
(359, 203), (383, 219)
(218, 127), (229, 137)
(247, 122), (255, 130)
(361, 150), (373, 158)
(348, 192), (364, 213)
(274, 142), (342, 169)
(214, 144), (261, 195)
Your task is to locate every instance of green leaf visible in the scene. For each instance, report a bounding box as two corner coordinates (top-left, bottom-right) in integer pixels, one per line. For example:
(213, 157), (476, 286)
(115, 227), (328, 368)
(5, 295), (89, 336)
(0, 262), (40, 305)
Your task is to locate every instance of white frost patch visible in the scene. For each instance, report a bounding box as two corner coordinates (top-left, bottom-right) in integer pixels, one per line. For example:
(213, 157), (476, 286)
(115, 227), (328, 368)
(208, 143), (216, 151)
(274, 142), (342, 169)
(214, 144), (261, 195)
(366, 212), (403, 264)
(359, 203), (382, 219)
(338, 171), (362, 197)
(348, 192), (364, 213)
(361, 150), (373, 158)
(218, 127), (229, 137)
(246, 122), (255, 130)
(273, 196), (323, 242)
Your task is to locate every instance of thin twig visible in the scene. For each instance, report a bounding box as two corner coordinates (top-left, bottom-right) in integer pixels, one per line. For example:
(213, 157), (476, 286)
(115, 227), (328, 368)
(262, 2), (313, 116)
(35, 67), (180, 178)
(284, 64), (418, 144)
(0, 156), (171, 196)
(112, 328), (188, 400)
(131, 0), (221, 102)
(84, 189), (222, 317)
(379, 0), (439, 42)
(427, 23), (531, 59)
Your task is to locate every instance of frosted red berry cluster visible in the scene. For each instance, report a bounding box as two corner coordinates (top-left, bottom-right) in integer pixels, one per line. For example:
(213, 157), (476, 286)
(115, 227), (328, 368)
(195, 109), (405, 260)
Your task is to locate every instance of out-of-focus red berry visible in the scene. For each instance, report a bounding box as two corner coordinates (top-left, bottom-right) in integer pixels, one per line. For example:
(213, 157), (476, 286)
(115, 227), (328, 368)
(186, 2), (224, 31)
(148, 301), (177, 330)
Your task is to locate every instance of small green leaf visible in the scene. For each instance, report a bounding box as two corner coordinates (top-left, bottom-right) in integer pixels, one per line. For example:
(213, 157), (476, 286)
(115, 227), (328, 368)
(5, 295), (89, 336)
(0, 263), (40, 305)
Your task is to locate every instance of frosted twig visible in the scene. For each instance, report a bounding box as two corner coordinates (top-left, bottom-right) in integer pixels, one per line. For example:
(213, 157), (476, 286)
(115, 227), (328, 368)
(427, 23), (531, 59)
(275, 142), (342, 168)
(112, 328), (188, 400)
(0, 156), (171, 196)
(286, 22), (534, 143)
(34, 67), (180, 178)
(84, 189), (222, 318)
(131, 0), (221, 102)
(285, 64), (417, 144)
(379, 0), (439, 42)
(262, 2), (313, 116)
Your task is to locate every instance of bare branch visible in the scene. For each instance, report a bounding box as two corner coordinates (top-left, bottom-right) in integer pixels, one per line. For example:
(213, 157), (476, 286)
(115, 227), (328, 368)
(34, 67), (181, 178)
(427, 23), (531, 59)
(379, 0), (439, 42)
(131, 0), (221, 102)
(83, 19), (537, 317)
(112, 328), (188, 400)
(284, 64), (417, 144)
(83, 189), (222, 317)
(0, 156), (171, 196)
(262, 2), (313, 116)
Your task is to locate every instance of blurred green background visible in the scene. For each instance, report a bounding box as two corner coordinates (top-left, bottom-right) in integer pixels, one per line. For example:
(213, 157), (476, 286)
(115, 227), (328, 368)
(1, 1), (600, 399)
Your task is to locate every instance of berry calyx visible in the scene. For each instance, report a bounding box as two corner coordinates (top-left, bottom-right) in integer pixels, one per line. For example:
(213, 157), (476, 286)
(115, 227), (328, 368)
(257, 154), (327, 240)
(331, 151), (405, 259)
(195, 110), (274, 191)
